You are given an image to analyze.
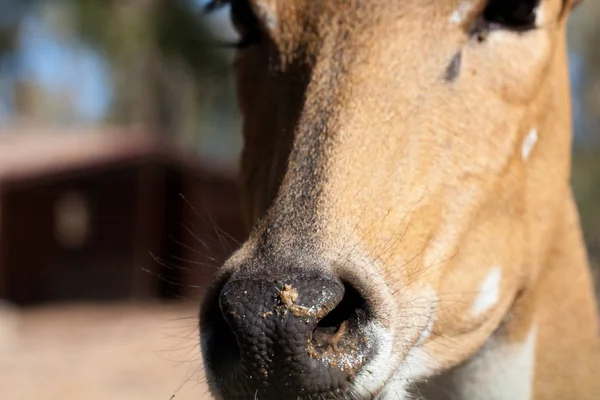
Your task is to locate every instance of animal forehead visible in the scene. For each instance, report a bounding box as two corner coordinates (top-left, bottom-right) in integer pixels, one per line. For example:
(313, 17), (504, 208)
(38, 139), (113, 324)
(260, 0), (480, 33)
(251, 0), (482, 60)
(269, 0), (482, 14)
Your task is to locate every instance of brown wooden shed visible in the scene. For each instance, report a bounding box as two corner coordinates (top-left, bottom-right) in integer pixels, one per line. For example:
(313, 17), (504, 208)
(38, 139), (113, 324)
(0, 127), (246, 305)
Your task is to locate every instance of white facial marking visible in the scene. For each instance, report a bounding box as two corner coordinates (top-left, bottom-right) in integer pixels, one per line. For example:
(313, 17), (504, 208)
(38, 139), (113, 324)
(403, 346), (441, 380)
(380, 347), (441, 400)
(378, 380), (409, 400)
(534, 5), (545, 24)
(350, 322), (397, 398)
(353, 285), (439, 399)
(450, 1), (476, 24)
(451, 325), (538, 399)
(471, 267), (502, 316)
(378, 290), (439, 399)
(521, 128), (538, 160)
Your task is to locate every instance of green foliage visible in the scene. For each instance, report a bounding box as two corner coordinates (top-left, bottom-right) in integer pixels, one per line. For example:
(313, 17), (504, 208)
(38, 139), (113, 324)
(0, 0), (237, 153)
(67, 0), (228, 76)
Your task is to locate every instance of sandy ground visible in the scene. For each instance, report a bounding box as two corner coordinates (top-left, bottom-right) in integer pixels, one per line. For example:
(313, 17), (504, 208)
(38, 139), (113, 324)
(0, 301), (211, 400)
(2, 292), (598, 400)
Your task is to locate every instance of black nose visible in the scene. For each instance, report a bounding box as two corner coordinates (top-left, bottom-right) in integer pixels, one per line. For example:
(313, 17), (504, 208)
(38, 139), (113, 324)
(201, 273), (372, 399)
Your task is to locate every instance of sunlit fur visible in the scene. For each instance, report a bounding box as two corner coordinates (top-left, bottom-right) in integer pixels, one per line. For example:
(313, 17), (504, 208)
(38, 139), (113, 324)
(201, 0), (600, 398)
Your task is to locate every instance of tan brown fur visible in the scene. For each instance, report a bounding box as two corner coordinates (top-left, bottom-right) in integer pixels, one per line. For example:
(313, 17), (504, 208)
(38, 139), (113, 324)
(215, 0), (599, 398)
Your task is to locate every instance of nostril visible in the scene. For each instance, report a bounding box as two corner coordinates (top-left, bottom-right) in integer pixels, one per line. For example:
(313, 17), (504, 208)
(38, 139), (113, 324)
(316, 282), (367, 329)
(201, 282), (241, 377)
(311, 282), (369, 354)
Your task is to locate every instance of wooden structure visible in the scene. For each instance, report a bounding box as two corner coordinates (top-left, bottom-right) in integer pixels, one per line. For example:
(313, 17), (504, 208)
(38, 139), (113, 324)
(0, 128), (246, 305)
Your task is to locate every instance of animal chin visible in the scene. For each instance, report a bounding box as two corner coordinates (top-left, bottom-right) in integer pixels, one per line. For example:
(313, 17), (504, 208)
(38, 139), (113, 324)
(344, 322), (403, 399)
(350, 318), (439, 400)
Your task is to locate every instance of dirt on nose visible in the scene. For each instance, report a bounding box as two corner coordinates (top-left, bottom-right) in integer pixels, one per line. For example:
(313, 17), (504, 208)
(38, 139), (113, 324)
(203, 273), (374, 399)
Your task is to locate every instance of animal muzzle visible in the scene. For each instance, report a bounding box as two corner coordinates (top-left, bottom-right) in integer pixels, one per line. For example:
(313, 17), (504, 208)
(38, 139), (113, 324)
(201, 272), (375, 399)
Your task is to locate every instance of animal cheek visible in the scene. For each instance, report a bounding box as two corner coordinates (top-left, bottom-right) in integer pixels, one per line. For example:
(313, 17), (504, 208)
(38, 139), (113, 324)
(433, 265), (505, 332)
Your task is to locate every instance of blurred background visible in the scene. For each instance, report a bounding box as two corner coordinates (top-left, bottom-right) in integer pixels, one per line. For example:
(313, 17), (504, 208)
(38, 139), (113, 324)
(0, 1), (598, 399)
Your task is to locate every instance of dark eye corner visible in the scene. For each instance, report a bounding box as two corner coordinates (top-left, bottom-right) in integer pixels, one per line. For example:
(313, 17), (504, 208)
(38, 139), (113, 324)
(204, 0), (263, 49)
(471, 0), (541, 41)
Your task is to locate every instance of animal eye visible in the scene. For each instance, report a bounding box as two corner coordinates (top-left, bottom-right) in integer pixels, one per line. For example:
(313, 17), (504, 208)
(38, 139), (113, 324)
(482, 0), (540, 31)
(205, 0), (262, 48)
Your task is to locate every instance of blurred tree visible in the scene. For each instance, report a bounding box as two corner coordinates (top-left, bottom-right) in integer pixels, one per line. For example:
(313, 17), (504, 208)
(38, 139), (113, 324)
(569, 2), (600, 144)
(0, 0), (35, 119)
(1, 0), (240, 162)
(57, 0), (237, 148)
